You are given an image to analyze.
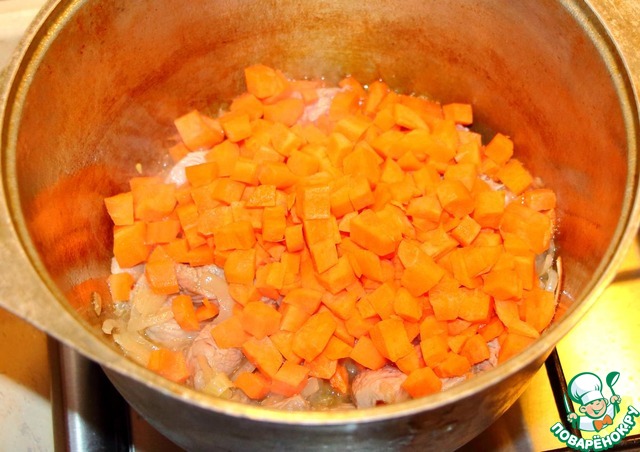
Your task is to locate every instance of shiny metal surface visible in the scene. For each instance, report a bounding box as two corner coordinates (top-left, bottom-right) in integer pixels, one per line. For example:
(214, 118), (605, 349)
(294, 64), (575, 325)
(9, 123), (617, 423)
(48, 338), (131, 451)
(0, 0), (638, 450)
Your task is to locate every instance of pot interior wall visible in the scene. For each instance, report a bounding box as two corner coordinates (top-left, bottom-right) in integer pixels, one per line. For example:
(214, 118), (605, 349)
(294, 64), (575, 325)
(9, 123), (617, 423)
(15, 0), (628, 321)
(5, 0), (629, 376)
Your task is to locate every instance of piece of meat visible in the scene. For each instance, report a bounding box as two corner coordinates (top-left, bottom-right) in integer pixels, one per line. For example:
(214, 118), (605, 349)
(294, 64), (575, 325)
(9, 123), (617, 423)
(127, 275), (173, 331)
(262, 394), (311, 411)
(146, 317), (198, 350)
(186, 323), (244, 391)
(175, 264), (234, 323)
(164, 150), (207, 186)
(351, 367), (410, 408)
(472, 337), (500, 374)
(441, 376), (467, 391)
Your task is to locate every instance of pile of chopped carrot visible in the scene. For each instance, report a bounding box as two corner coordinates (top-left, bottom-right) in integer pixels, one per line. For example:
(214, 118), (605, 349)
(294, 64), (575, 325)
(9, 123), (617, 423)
(104, 64), (558, 400)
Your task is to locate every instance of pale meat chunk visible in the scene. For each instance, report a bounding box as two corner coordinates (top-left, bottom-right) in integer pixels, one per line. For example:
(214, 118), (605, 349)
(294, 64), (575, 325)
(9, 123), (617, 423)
(186, 323), (244, 391)
(351, 367), (410, 408)
(175, 264), (234, 323)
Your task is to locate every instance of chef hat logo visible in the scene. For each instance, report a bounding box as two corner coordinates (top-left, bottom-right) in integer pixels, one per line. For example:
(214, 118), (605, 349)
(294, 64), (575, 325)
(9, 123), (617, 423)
(569, 372), (605, 405)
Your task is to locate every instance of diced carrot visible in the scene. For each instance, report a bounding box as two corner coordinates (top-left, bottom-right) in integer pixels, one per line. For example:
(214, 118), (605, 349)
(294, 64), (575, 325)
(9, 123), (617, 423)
(484, 133), (513, 165)
(235, 371), (271, 400)
(231, 158), (260, 185)
(271, 361), (310, 397)
(402, 367), (442, 398)
(321, 290), (358, 320)
(104, 192), (134, 226)
(406, 194), (442, 222)
(132, 180), (177, 222)
(365, 282), (396, 319)
(288, 149), (320, 176)
(457, 288), (492, 323)
(269, 330), (303, 364)
(113, 222), (150, 268)
(145, 219), (181, 244)
(494, 299), (540, 339)
(147, 349), (190, 383)
(195, 297), (220, 322)
(314, 253), (354, 293)
(257, 162), (298, 189)
(524, 188), (557, 211)
(523, 286), (557, 333)
(264, 98), (305, 127)
(442, 103), (473, 126)
(497, 333), (535, 364)
(168, 142), (189, 163)
(306, 354), (338, 379)
(482, 268), (523, 300)
(433, 352), (471, 378)
(496, 159), (533, 195)
(242, 336), (284, 378)
(254, 262), (286, 299)
(242, 301), (282, 339)
(278, 303), (311, 333)
(219, 111), (252, 143)
(446, 334), (469, 353)
(343, 145), (382, 185)
(478, 317), (505, 342)
(420, 335), (449, 368)
(460, 334), (491, 364)
(222, 248), (255, 285)
(211, 316), (250, 348)
(171, 294), (200, 331)
(369, 317), (414, 362)
(329, 363), (350, 394)
(292, 311), (337, 361)
(329, 89), (361, 121)
(214, 221), (256, 251)
(345, 309), (379, 338)
(450, 215), (481, 246)
(296, 184), (331, 220)
(227, 283), (261, 306)
(244, 64), (288, 99)
(394, 103), (428, 130)
(284, 224), (305, 253)
(185, 162), (220, 188)
(473, 190), (505, 229)
(350, 210), (399, 256)
(174, 110), (224, 150)
(361, 81), (388, 117)
(428, 275), (461, 321)
(349, 247), (384, 282)
(230, 92), (264, 121)
(350, 335), (387, 370)
(335, 114), (371, 142)
(107, 272), (135, 302)
(395, 345), (424, 374)
(400, 251), (445, 297)
(393, 287), (423, 322)
(323, 336), (353, 360)
(436, 179), (474, 218)
(419, 315), (449, 338)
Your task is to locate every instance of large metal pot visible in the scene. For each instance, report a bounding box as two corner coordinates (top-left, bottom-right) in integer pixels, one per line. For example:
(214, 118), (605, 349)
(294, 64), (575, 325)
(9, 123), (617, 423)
(1, 0), (638, 450)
